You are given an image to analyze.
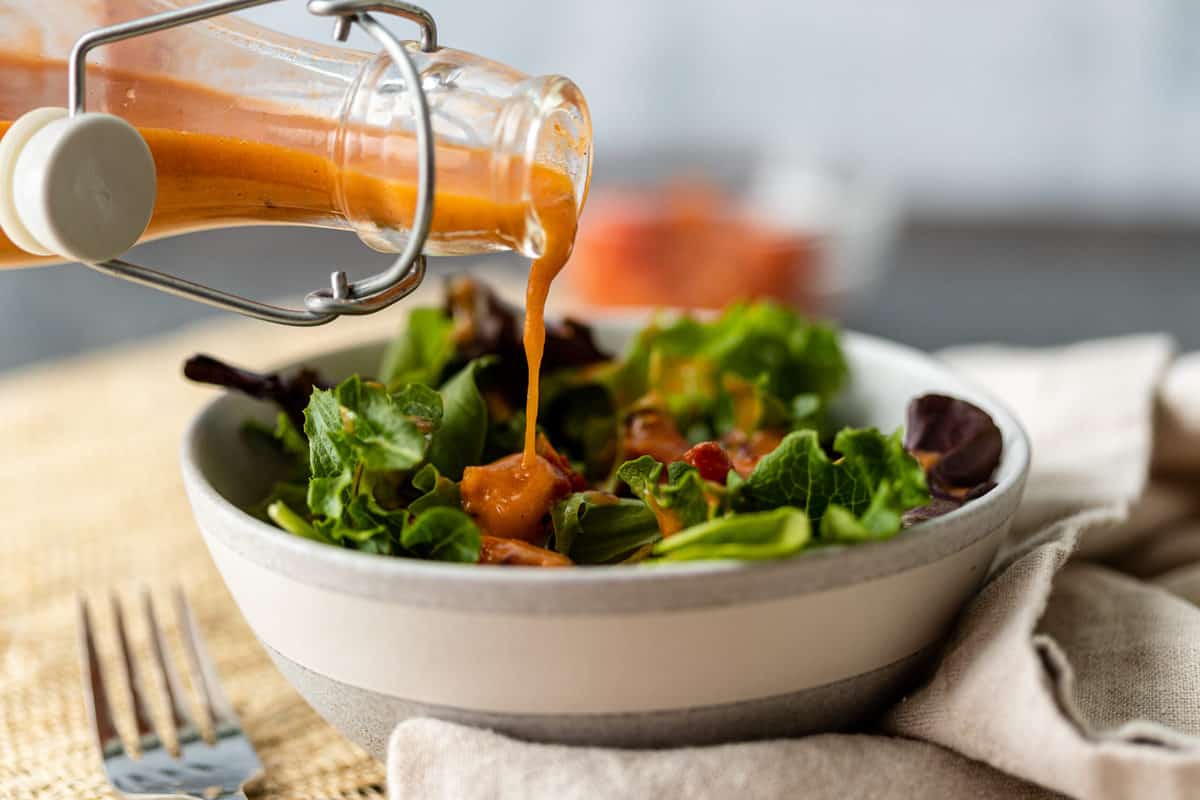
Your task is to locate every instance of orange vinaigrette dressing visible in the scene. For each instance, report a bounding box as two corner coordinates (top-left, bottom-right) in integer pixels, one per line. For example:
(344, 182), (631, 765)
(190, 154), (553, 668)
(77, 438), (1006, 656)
(521, 172), (579, 467)
(0, 55), (580, 468)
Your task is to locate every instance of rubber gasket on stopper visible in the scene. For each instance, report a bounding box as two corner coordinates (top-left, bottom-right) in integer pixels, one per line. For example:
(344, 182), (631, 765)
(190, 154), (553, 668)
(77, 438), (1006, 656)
(0, 108), (156, 264)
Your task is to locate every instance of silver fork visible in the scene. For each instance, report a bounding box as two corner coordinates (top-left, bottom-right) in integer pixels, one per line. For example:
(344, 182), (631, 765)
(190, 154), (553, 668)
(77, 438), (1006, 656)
(79, 588), (264, 800)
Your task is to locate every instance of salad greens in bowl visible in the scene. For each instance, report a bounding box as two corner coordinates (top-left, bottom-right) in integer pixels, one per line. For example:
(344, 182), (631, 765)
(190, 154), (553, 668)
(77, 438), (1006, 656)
(181, 277), (1027, 754)
(185, 278), (1003, 568)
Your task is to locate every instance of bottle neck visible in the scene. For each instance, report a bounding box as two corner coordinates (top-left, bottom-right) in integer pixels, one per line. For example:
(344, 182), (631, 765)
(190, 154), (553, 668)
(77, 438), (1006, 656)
(333, 51), (591, 262)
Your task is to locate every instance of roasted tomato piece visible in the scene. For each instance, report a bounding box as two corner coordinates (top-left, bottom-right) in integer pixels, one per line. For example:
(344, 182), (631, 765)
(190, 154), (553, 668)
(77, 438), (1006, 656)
(623, 407), (690, 465)
(723, 429), (787, 477)
(682, 441), (733, 483)
(460, 453), (573, 542)
(479, 536), (573, 567)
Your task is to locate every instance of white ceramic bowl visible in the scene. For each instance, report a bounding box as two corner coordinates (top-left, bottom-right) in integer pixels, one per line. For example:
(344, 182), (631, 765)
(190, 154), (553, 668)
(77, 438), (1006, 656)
(182, 326), (1029, 758)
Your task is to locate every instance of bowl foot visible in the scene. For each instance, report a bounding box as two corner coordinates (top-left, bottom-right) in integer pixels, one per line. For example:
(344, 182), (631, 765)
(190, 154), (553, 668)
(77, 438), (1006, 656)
(265, 643), (934, 758)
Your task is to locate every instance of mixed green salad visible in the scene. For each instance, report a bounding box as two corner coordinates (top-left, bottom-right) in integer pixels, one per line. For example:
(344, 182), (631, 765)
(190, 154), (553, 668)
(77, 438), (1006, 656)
(186, 278), (1002, 567)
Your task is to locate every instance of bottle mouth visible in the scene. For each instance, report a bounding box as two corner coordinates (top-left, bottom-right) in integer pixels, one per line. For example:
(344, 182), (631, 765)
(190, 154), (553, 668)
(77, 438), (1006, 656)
(336, 51), (592, 261)
(499, 74), (593, 260)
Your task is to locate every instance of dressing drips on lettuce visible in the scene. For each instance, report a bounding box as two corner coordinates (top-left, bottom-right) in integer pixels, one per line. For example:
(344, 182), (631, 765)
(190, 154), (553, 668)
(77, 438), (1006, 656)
(186, 278), (1002, 566)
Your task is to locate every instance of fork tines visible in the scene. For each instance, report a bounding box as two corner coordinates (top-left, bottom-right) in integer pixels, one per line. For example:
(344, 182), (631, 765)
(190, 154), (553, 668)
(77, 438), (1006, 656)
(78, 587), (261, 800)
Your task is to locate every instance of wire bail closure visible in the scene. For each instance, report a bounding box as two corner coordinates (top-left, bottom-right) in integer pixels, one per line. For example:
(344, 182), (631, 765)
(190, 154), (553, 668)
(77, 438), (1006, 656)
(66, 0), (439, 326)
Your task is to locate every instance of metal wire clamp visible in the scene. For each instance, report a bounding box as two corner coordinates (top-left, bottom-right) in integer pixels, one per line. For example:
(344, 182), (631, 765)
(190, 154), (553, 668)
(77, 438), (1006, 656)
(67, 0), (439, 326)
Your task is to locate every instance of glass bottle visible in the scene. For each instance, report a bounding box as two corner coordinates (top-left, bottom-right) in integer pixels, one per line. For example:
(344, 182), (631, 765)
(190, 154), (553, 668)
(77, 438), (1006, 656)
(0, 0), (592, 268)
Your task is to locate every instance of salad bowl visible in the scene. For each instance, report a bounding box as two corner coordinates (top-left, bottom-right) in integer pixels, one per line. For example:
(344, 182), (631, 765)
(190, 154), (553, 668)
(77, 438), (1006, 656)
(182, 323), (1029, 758)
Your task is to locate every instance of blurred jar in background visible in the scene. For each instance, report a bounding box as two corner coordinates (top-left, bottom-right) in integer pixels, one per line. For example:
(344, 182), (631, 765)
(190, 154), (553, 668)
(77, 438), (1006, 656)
(566, 161), (900, 316)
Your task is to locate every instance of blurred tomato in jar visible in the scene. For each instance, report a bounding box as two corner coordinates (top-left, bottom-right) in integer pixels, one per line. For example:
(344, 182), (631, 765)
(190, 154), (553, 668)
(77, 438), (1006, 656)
(567, 180), (820, 311)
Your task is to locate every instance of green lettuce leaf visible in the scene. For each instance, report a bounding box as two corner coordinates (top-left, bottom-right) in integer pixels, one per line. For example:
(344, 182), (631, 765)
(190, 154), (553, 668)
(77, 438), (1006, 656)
(379, 307), (456, 389)
(540, 381), (619, 480)
(249, 411), (307, 460)
(614, 455), (660, 499)
(266, 499), (329, 544)
(702, 303), (845, 402)
(301, 376), (435, 527)
(551, 493), (661, 564)
(280, 369), (482, 560)
(300, 492), (481, 562)
(334, 376), (430, 471)
(606, 316), (710, 408)
(251, 479), (308, 522)
(427, 359), (492, 480)
(246, 286), (928, 567)
(307, 469), (354, 519)
(602, 303), (846, 435)
(651, 507), (811, 561)
(408, 463), (461, 515)
(318, 494), (391, 546)
(240, 412), (309, 504)
(401, 507), (482, 563)
(307, 492), (410, 555)
(821, 482), (907, 542)
(483, 408), (526, 463)
(616, 456), (724, 533)
(713, 373), (793, 436)
(659, 461), (723, 529)
(390, 383), (444, 429)
(274, 414), (306, 458)
(736, 427), (929, 541)
(790, 393), (823, 430)
(304, 388), (352, 477)
(303, 389), (355, 518)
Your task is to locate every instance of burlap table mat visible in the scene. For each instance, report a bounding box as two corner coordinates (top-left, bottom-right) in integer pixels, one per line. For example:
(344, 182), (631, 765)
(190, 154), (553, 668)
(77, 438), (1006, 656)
(0, 279), (456, 799)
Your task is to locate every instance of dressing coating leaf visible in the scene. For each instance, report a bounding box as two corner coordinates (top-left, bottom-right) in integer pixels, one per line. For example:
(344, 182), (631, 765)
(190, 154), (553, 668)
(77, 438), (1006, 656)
(616, 456), (724, 533)
(602, 302), (846, 437)
(190, 280), (999, 567)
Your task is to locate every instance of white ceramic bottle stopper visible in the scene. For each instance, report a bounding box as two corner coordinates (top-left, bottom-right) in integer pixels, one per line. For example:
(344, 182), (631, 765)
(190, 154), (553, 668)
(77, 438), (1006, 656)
(0, 107), (156, 264)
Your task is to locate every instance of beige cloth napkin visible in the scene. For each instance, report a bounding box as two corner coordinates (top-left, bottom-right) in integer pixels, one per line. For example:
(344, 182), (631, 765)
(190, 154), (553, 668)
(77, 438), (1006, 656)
(388, 334), (1200, 800)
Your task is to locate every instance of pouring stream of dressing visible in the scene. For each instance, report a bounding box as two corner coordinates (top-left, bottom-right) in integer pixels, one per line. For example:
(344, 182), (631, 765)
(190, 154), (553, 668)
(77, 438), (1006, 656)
(521, 171), (580, 467)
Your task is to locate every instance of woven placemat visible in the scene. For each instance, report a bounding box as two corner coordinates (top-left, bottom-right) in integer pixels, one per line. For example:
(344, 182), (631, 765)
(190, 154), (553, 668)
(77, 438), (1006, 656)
(0, 275), (490, 799)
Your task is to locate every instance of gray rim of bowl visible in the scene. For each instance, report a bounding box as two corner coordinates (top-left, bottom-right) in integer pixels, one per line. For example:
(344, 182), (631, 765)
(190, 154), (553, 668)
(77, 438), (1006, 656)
(181, 330), (1031, 613)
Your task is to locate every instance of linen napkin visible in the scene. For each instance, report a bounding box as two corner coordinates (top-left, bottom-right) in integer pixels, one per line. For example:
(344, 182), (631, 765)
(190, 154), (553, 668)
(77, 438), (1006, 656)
(387, 334), (1200, 800)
